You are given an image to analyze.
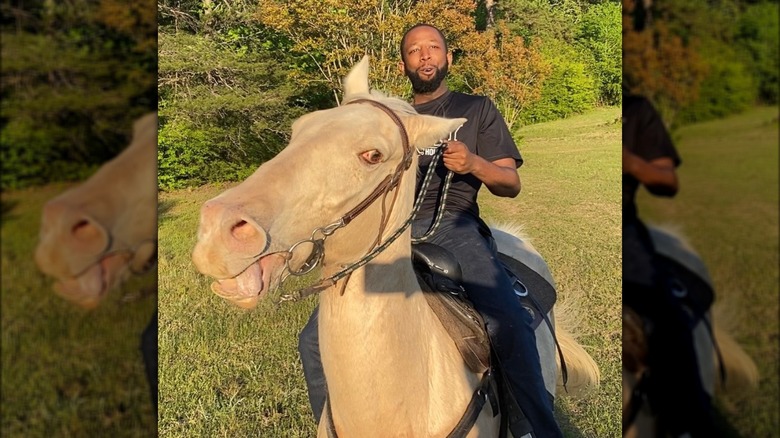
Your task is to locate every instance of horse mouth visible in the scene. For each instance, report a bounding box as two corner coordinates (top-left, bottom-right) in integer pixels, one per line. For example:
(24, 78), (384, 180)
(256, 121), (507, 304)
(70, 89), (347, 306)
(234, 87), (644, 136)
(52, 253), (131, 309)
(210, 254), (284, 308)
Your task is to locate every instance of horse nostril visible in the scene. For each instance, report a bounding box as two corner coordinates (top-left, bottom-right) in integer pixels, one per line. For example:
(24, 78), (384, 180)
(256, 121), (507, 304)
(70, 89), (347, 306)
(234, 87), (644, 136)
(231, 220), (258, 240)
(72, 219), (99, 240)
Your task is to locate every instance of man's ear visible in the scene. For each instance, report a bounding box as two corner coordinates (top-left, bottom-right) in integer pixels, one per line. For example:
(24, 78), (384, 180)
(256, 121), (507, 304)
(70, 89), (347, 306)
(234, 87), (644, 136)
(447, 51), (453, 65)
(397, 60), (406, 75)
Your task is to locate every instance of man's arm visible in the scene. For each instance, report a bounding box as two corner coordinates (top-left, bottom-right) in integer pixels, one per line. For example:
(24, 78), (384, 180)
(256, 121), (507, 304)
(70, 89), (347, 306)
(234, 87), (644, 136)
(442, 141), (521, 198)
(623, 147), (678, 197)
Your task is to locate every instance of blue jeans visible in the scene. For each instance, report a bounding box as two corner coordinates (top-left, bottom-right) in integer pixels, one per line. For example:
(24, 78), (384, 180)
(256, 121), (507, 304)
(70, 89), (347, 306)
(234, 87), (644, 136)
(298, 212), (561, 436)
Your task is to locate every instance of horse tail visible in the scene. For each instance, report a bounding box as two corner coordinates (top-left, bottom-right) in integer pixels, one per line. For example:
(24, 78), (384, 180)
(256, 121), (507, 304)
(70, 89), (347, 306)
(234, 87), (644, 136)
(711, 305), (759, 393)
(553, 299), (600, 394)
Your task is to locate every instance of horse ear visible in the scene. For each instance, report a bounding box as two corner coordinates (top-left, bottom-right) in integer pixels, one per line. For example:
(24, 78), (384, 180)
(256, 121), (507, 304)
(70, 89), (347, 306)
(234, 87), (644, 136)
(343, 55), (370, 102)
(404, 115), (468, 149)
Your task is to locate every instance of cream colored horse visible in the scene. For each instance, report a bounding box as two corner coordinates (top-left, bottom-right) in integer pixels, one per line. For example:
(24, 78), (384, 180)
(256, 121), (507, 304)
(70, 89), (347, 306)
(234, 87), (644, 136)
(192, 57), (599, 436)
(622, 225), (759, 438)
(35, 112), (158, 308)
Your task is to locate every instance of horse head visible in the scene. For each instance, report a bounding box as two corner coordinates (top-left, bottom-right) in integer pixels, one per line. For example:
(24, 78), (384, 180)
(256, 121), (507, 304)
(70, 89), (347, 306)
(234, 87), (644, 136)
(35, 113), (158, 309)
(192, 56), (465, 308)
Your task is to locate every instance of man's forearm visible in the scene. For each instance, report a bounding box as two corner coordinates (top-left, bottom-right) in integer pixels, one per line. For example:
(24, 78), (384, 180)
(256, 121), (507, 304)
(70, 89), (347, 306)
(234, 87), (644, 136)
(471, 156), (521, 198)
(626, 155), (678, 196)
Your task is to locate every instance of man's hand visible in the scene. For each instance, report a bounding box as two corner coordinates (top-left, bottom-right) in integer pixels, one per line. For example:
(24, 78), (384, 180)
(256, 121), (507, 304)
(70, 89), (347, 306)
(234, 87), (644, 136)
(623, 146), (679, 196)
(442, 141), (521, 198)
(442, 141), (475, 174)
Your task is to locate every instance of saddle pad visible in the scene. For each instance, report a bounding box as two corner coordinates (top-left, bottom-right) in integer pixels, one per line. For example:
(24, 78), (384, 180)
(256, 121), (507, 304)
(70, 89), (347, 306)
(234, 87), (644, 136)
(417, 271), (491, 374)
(498, 253), (557, 330)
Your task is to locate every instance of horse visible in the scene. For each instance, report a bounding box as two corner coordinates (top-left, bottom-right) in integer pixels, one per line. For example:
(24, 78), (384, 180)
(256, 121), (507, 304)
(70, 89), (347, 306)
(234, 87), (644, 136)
(622, 224), (759, 437)
(192, 56), (599, 436)
(35, 112), (158, 309)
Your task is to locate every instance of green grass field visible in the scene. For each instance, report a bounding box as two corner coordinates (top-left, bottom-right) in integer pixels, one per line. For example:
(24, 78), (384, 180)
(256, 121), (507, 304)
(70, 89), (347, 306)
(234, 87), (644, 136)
(637, 106), (779, 436)
(1, 184), (157, 437)
(158, 106), (623, 437)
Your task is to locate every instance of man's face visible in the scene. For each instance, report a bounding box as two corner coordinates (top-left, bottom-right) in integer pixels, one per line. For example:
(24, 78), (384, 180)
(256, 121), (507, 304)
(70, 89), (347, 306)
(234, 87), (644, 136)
(399, 26), (452, 94)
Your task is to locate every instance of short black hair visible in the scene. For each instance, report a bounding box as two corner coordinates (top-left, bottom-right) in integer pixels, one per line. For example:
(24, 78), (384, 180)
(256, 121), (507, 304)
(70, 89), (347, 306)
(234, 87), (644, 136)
(399, 23), (448, 62)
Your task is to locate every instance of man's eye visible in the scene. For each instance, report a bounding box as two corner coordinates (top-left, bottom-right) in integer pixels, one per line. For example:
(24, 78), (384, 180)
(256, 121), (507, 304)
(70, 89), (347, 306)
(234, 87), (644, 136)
(360, 150), (383, 165)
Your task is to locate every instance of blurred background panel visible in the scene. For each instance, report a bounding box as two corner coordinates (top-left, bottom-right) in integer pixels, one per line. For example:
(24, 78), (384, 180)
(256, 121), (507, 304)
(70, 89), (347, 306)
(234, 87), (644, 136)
(1, 0), (157, 436)
(623, 0), (778, 435)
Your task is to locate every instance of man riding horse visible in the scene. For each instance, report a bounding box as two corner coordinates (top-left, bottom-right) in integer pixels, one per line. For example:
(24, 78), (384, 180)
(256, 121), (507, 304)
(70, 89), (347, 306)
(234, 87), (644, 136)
(297, 24), (562, 437)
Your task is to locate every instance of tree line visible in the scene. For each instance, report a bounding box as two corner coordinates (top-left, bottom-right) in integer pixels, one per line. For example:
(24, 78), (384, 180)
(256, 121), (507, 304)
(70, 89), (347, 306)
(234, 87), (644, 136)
(2, 1), (775, 190)
(1, 0), (156, 189)
(157, 0), (622, 189)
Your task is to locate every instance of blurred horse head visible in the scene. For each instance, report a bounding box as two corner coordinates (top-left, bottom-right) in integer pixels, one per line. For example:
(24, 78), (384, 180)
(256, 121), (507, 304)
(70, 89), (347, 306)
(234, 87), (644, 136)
(35, 113), (157, 308)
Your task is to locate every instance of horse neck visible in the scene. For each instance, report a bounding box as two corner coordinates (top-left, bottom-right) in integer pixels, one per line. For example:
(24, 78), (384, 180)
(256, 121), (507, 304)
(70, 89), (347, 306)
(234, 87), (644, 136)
(318, 182), (479, 435)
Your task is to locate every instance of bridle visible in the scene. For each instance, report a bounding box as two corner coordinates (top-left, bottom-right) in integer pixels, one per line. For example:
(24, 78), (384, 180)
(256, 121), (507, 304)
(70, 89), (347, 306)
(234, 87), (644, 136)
(68, 235), (158, 278)
(276, 98), (447, 302)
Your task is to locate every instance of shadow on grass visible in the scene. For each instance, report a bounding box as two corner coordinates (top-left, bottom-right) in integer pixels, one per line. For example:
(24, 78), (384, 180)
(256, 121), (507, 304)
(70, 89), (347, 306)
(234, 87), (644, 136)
(1, 198), (20, 224)
(557, 402), (597, 438)
(158, 198), (178, 224)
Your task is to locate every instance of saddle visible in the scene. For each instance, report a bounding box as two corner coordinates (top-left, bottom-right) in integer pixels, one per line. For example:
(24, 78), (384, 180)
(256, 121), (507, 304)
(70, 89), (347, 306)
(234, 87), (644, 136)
(412, 242), (561, 438)
(648, 226), (715, 321)
(411, 242), (558, 373)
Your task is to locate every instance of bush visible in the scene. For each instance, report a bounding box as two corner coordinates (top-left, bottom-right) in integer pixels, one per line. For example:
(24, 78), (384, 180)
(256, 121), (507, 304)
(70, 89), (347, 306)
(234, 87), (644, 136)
(576, 1), (622, 105)
(677, 46), (757, 124)
(522, 42), (598, 124)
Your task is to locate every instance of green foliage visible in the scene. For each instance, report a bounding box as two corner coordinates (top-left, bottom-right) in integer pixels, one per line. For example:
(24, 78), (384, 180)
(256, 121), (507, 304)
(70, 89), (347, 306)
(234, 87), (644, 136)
(1, 1), (156, 189)
(576, 1), (622, 105)
(624, 0), (776, 128)
(498, 0), (620, 120)
(157, 31), (306, 190)
(677, 45), (757, 124)
(737, 2), (779, 104)
(521, 41), (599, 124)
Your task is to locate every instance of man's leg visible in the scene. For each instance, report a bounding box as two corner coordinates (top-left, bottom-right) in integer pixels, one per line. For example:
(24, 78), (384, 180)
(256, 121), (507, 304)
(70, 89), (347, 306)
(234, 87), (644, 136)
(624, 282), (714, 437)
(140, 309), (157, 415)
(623, 221), (714, 437)
(419, 214), (563, 437)
(298, 306), (327, 422)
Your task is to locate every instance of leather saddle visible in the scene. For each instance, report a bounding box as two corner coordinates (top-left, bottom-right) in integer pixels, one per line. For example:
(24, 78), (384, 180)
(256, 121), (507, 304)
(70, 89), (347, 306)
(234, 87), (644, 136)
(411, 242), (557, 374)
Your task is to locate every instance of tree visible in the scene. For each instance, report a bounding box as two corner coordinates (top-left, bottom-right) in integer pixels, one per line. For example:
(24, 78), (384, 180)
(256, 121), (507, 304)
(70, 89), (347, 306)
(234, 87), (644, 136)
(622, 0), (708, 127)
(456, 21), (549, 130)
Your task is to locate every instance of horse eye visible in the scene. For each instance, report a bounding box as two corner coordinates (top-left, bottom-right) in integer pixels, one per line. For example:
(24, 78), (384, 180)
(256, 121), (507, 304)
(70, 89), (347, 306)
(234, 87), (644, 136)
(360, 150), (383, 165)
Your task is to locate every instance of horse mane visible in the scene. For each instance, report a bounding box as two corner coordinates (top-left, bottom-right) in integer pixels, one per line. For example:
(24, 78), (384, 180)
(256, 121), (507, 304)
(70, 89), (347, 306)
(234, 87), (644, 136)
(343, 90), (418, 117)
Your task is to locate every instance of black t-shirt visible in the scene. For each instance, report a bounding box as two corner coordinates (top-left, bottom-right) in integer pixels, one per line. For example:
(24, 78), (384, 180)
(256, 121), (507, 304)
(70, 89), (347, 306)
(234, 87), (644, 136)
(413, 90), (522, 220)
(622, 94), (680, 221)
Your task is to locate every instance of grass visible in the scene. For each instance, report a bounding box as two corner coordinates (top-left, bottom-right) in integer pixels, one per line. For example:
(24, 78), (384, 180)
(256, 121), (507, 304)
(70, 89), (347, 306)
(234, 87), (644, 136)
(158, 106), (623, 437)
(637, 106), (779, 436)
(1, 183), (157, 437)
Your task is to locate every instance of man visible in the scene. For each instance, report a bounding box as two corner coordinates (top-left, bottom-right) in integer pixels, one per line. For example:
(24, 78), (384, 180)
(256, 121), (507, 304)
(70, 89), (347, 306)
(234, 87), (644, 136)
(622, 93), (714, 437)
(298, 23), (561, 437)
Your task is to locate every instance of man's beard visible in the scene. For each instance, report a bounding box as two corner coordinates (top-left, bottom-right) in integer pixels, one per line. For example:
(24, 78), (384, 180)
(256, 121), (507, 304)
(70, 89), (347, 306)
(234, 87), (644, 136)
(405, 62), (449, 94)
